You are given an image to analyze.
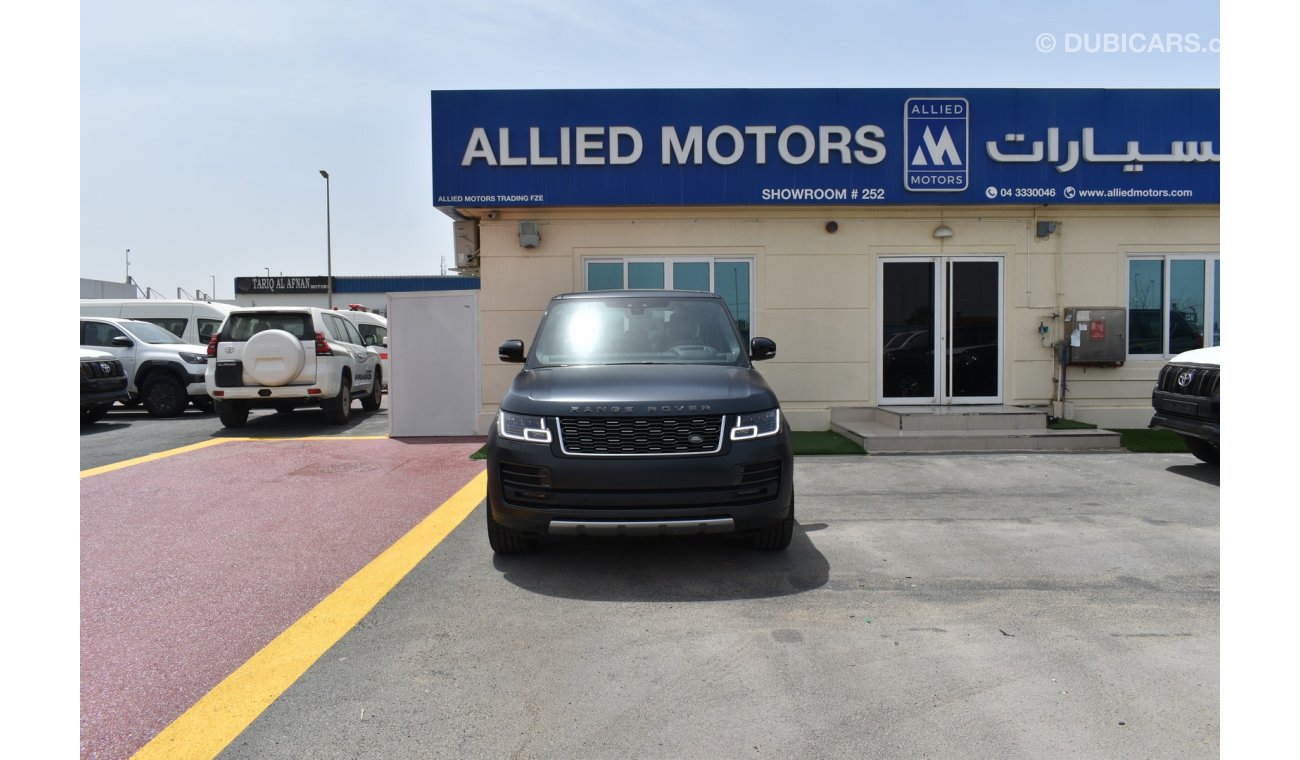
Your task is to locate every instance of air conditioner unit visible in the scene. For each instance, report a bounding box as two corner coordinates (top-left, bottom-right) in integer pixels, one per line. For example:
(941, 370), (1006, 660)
(453, 221), (479, 269)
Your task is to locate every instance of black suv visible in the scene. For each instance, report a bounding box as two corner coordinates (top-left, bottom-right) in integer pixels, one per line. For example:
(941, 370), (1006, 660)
(485, 291), (794, 554)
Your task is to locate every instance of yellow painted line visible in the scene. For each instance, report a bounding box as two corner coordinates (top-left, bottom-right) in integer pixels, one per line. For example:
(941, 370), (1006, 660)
(132, 469), (487, 760)
(80, 439), (234, 478)
(79, 435), (391, 478)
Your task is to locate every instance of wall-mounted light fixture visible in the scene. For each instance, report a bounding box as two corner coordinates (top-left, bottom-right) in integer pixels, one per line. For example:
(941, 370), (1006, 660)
(1036, 220), (1060, 238)
(825, 221), (839, 234)
(518, 220), (540, 248)
(932, 223), (954, 239)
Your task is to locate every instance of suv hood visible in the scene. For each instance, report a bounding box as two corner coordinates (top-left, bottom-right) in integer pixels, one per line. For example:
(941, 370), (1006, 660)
(1169, 346), (1220, 366)
(502, 364), (780, 416)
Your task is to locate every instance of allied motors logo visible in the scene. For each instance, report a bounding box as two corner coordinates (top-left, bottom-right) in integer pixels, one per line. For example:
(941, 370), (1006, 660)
(904, 97), (969, 192)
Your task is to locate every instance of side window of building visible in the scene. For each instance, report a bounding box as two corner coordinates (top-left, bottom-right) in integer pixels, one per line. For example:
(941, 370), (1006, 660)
(1126, 255), (1220, 356)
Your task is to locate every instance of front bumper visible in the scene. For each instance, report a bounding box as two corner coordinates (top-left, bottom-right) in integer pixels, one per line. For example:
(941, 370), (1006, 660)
(81, 388), (130, 410)
(1149, 411), (1219, 446)
(1150, 390), (1219, 445)
(486, 426), (794, 538)
(184, 376), (208, 398)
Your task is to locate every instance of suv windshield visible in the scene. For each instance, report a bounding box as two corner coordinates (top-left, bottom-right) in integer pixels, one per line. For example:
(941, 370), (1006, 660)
(530, 296), (745, 368)
(122, 320), (186, 344)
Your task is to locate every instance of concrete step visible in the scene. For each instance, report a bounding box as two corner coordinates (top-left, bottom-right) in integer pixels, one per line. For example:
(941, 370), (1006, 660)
(868, 405), (1048, 431)
(829, 420), (1123, 453)
(828, 405), (1122, 454)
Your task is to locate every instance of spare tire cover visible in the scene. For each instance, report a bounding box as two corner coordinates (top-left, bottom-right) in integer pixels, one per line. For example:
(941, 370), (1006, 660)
(243, 329), (307, 387)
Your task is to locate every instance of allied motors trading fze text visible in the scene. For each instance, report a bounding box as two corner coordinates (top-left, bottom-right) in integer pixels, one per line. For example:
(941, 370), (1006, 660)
(484, 291), (795, 554)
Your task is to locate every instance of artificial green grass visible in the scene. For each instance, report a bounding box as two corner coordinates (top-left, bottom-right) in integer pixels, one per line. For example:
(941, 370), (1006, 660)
(791, 430), (866, 456)
(1115, 428), (1189, 453)
(1050, 417), (1189, 453)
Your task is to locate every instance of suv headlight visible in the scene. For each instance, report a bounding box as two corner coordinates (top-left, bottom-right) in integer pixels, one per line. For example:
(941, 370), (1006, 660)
(498, 411), (553, 444)
(731, 409), (781, 440)
(179, 352), (208, 365)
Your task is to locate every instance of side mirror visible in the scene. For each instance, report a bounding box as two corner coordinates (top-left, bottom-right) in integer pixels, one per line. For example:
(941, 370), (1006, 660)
(111, 336), (134, 348)
(381, 336), (389, 347)
(498, 339), (526, 363)
(750, 337), (776, 362)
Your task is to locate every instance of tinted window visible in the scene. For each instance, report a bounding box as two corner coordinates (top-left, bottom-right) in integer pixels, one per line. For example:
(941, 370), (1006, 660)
(82, 320), (125, 347)
(356, 324), (387, 346)
(197, 318), (223, 343)
(226, 313), (314, 341)
(339, 317), (364, 346)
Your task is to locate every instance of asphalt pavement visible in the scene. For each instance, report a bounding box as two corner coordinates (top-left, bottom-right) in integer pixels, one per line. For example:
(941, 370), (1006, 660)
(80, 433), (1219, 760)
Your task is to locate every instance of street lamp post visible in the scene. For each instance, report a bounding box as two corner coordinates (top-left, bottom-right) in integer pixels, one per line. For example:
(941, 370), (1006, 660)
(319, 170), (333, 309)
(210, 275), (216, 301)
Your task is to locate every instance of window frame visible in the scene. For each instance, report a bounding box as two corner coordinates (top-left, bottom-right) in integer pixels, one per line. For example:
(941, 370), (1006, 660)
(1125, 253), (1220, 358)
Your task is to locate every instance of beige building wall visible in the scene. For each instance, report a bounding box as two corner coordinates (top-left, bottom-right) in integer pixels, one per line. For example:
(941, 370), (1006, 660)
(469, 205), (1219, 434)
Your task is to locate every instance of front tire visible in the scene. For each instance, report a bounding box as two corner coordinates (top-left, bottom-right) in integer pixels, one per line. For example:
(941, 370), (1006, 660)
(141, 375), (187, 417)
(361, 369), (383, 411)
(82, 405), (110, 425)
(751, 497), (795, 550)
(1183, 435), (1219, 465)
(323, 377), (352, 424)
(216, 400), (249, 428)
(486, 504), (537, 555)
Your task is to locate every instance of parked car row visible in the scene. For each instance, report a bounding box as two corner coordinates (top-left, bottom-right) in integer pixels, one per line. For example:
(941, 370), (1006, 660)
(80, 302), (389, 426)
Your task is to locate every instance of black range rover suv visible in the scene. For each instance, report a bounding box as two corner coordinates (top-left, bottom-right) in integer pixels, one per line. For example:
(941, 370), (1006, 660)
(485, 290), (794, 554)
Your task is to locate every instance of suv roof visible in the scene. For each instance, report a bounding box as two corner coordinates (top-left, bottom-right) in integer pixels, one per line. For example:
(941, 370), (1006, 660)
(227, 305), (320, 313)
(551, 290), (722, 301)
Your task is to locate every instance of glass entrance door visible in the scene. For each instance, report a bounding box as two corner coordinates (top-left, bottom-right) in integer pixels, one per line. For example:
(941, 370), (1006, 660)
(879, 257), (1003, 405)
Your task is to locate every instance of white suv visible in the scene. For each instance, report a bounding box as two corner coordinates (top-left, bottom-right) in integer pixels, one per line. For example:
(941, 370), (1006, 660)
(206, 307), (383, 428)
(81, 316), (213, 416)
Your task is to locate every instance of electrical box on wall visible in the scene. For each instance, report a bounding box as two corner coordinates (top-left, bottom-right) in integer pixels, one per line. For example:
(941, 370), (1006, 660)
(453, 221), (479, 270)
(1063, 307), (1126, 366)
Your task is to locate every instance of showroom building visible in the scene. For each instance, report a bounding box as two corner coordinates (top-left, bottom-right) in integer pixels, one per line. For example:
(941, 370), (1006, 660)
(430, 88), (1219, 434)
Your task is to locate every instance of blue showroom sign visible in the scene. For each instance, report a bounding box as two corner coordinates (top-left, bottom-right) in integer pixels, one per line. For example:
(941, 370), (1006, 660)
(430, 88), (1218, 208)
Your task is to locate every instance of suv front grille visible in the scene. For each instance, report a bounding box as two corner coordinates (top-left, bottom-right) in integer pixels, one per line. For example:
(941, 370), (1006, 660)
(1156, 364), (1219, 398)
(557, 415), (724, 456)
(81, 359), (124, 380)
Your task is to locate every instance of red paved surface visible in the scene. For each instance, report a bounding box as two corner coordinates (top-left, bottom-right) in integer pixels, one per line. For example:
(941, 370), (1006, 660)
(80, 437), (485, 760)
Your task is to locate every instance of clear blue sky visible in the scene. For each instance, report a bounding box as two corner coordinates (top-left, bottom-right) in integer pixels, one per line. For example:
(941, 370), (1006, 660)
(75, 0), (1219, 297)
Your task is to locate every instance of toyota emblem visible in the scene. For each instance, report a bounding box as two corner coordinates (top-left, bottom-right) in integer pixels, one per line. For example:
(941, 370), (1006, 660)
(1176, 369), (1196, 387)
